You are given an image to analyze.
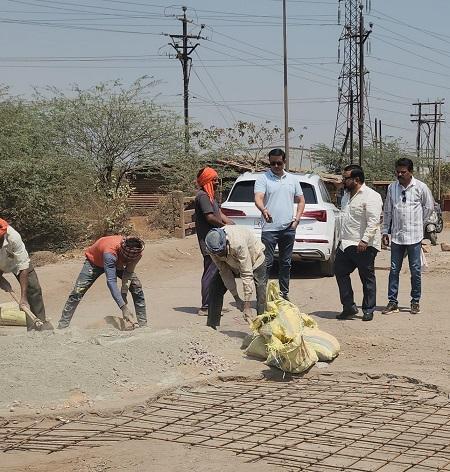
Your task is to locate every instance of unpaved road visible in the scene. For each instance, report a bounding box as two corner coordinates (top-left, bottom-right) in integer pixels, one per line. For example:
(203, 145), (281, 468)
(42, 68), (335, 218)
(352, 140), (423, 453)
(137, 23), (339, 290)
(1, 230), (449, 471)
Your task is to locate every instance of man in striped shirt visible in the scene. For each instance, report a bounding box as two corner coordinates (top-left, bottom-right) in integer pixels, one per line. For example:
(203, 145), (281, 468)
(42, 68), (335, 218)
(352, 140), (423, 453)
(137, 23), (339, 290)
(381, 158), (434, 315)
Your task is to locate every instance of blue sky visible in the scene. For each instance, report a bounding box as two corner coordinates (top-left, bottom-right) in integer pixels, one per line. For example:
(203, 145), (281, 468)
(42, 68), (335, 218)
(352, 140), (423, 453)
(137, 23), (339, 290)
(1, 0), (450, 156)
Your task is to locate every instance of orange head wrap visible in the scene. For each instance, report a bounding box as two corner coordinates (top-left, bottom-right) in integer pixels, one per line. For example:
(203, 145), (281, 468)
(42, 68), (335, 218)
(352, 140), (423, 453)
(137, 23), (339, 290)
(0, 218), (9, 238)
(197, 167), (218, 202)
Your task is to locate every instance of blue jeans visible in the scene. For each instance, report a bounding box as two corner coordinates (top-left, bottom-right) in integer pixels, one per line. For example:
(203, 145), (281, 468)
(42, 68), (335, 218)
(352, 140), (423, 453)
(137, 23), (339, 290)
(59, 259), (147, 327)
(261, 227), (296, 297)
(388, 242), (421, 304)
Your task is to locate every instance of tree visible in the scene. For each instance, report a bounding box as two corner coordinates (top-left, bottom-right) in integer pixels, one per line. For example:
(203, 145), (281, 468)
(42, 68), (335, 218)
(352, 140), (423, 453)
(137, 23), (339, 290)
(193, 120), (294, 170)
(0, 95), (57, 162)
(311, 138), (417, 182)
(39, 77), (184, 194)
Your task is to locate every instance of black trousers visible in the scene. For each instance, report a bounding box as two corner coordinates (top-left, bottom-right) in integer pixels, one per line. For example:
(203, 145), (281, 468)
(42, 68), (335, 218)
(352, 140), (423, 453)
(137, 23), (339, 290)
(207, 263), (267, 329)
(334, 245), (378, 315)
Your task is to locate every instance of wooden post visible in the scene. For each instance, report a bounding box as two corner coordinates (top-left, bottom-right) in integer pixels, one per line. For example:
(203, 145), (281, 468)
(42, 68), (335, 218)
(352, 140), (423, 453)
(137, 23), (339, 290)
(173, 191), (185, 239)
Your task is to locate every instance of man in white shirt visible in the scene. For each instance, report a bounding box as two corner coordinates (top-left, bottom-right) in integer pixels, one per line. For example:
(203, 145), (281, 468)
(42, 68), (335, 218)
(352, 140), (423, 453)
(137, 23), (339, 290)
(381, 158), (434, 315)
(335, 165), (383, 321)
(0, 218), (48, 330)
(204, 226), (267, 330)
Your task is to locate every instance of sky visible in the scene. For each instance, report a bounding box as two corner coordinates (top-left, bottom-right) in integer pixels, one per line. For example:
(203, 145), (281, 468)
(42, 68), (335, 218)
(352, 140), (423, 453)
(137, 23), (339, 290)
(1, 0), (450, 158)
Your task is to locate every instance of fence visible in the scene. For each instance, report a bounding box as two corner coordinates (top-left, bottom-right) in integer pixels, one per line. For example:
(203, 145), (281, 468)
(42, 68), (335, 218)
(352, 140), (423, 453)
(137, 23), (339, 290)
(172, 191), (196, 239)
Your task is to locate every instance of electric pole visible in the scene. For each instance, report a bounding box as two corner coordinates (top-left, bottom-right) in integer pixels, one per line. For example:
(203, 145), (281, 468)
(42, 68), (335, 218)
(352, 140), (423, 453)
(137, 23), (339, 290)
(333, 0), (373, 168)
(357, 3), (371, 166)
(411, 99), (445, 197)
(166, 7), (206, 153)
(282, 0), (290, 169)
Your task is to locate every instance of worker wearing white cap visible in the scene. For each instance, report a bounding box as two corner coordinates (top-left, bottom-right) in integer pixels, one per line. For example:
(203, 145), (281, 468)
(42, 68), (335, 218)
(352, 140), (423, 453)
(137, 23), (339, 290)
(204, 226), (267, 330)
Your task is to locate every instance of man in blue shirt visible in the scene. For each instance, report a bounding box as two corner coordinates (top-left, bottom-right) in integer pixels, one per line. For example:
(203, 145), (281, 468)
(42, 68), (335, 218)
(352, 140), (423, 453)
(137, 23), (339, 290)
(254, 148), (305, 300)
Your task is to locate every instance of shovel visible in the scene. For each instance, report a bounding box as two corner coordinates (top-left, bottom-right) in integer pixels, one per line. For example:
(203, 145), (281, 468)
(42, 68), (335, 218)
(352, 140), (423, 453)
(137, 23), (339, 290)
(8, 291), (53, 330)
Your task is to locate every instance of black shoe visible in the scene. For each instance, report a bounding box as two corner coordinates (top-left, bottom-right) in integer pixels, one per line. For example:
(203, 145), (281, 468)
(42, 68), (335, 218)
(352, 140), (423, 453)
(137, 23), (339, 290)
(336, 305), (358, 320)
(410, 302), (421, 314)
(362, 312), (374, 322)
(382, 302), (399, 314)
(280, 293), (290, 302)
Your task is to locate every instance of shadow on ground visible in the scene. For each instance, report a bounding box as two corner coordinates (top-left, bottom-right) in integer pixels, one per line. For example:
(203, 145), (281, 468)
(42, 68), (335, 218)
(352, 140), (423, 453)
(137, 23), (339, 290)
(172, 306), (198, 315)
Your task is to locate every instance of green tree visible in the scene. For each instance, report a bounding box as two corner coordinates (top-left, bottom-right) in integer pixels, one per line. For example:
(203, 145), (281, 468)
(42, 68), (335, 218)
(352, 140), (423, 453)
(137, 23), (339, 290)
(39, 77), (184, 194)
(193, 120), (294, 171)
(311, 139), (417, 182)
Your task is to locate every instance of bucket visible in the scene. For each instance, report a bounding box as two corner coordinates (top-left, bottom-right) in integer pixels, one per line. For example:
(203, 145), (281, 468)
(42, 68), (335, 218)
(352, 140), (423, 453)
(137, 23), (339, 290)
(0, 302), (27, 326)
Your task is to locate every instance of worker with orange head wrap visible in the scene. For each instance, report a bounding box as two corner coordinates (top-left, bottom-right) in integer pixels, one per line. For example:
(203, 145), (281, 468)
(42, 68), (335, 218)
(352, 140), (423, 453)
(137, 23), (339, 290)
(0, 218), (49, 330)
(194, 166), (234, 315)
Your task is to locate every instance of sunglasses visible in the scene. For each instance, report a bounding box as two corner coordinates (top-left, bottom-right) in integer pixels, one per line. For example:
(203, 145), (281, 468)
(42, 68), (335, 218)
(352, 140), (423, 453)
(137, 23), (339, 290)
(270, 161), (284, 167)
(401, 190), (406, 203)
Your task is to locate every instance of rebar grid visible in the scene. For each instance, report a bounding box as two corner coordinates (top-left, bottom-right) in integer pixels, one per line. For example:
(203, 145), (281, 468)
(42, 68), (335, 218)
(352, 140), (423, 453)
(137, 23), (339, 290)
(1, 377), (449, 471)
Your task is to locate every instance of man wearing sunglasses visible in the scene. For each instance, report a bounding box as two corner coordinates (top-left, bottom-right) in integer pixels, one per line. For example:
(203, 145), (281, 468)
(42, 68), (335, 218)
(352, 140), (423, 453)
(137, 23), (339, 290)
(335, 165), (383, 322)
(381, 158), (434, 315)
(254, 148), (305, 301)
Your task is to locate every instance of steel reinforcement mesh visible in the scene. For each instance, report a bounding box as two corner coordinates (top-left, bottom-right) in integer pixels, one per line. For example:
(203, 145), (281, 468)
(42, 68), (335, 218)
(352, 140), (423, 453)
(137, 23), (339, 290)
(1, 376), (450, 471)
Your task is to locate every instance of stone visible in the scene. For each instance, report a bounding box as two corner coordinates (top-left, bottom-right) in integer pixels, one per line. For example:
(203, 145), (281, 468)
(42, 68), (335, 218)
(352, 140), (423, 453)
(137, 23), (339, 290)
(422, 245), (432, 254)
(441, 242), (450, 251)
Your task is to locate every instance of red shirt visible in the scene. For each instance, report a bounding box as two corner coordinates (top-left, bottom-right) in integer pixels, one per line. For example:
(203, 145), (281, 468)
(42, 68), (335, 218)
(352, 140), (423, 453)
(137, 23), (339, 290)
(85, 236), (126, 269)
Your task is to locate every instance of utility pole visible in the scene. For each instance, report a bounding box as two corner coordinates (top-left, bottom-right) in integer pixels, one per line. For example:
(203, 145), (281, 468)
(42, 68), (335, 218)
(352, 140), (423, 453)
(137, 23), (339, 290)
(333, 0), (373, 169)
(166, 7), (206, 153)
(411, 99), (445, 197)
(282, 0), (290, 169)
(357, 3), (371, 166)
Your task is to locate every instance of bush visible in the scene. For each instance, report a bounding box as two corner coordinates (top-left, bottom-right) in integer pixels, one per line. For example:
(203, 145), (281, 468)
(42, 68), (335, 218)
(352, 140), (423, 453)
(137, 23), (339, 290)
(147, 194), (180, 234)
(0, 156), (97, 250)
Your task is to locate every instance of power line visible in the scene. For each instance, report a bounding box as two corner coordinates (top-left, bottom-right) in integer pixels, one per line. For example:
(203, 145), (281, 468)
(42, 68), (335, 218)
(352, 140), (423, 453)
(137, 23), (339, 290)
(191, 68), (231, 127)
(193, 49), (236, 123)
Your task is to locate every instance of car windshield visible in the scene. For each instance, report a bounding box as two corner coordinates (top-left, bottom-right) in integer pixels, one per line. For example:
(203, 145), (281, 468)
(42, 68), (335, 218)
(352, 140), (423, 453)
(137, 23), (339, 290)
(227, 180), (317, 204)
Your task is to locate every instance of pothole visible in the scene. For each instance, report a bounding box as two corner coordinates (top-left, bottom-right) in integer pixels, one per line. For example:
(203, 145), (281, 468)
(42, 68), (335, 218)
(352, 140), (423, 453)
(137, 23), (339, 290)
(1, 375), (449, 471)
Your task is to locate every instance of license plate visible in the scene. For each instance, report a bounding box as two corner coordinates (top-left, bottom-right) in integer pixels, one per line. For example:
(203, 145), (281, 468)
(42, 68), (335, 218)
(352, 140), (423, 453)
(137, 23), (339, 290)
(254, 218), (262, 228)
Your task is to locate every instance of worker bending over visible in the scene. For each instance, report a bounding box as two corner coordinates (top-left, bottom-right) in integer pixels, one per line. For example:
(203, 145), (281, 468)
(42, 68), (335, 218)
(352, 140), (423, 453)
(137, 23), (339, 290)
(58, 235), (147, 329)
(204, 225), (267, 330)
(0, 218), (49, 330)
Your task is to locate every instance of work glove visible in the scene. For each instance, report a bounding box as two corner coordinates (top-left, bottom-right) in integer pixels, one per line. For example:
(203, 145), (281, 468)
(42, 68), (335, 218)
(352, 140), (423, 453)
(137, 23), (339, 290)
(0, 276), (12, 293)
(233, 294), (245, 312)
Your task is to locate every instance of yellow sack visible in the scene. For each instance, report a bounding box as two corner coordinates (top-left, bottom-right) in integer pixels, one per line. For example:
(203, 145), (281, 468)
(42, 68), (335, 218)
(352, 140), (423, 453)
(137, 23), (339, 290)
(303, 327), (340, 361)
(246, 281), (339, 373)
(300, 313), (318, 329)
(0, 302), (27, 327)
(266, 333), (318, 374)
(259, 306), (303, 343)
(245, 334), (269, 360)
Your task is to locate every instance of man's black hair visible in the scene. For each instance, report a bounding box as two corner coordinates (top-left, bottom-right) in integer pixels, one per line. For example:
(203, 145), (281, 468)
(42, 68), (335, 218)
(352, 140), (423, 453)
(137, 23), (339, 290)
(343, 164), (365, 183)
(268, 148), (286, 160)
(395, 157), (413, 172)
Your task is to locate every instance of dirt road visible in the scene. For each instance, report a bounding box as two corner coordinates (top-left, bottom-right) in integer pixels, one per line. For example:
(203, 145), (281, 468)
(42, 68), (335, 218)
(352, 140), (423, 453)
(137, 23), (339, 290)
(1, 231), (449, 471)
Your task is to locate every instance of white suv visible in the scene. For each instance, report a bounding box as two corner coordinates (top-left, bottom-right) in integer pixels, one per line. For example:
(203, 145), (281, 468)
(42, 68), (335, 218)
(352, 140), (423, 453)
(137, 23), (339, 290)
(221, 172), (341, 276)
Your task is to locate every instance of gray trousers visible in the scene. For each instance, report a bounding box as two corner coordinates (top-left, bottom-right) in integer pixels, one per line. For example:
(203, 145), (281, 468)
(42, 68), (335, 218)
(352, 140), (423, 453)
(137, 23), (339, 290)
(14, 268), (46, 330)
(59, 259), (147, 327)
(207, 262), (267, 329)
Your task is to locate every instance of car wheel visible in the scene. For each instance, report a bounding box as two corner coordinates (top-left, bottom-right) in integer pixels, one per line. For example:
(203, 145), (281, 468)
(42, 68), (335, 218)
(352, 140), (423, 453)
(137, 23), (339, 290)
(436, 218), (443, 233)
(319, 242), (336, 277)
